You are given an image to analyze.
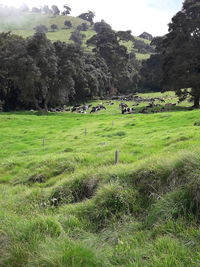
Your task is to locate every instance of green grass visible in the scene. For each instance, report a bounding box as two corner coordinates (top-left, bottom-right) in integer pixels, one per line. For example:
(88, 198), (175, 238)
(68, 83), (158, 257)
(2, 91), (200, 266)
(0, 13), (152, 59)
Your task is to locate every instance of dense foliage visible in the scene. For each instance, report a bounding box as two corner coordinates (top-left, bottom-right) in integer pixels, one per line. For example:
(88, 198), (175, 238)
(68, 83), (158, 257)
(0, 31), (116, 111)
(161, 0), (200, 107)
(139, 0), (200, 107)
(87, 28), (140, 94)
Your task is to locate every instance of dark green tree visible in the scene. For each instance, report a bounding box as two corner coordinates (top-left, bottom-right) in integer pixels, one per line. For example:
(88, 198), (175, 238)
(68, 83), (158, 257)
(51, 24), (58, 32)
(64, 20), (72, 29)
(87, 28), (139, 94)
(34, 24), (48, 33)
(117, 30), (135, 42)
(70, 30), (85, 45)
(133, 39), (154, 54)
(139, 54), (162, 91)
(77, 23), (89, 31)
(138, 32), (153, 41)
(0, 33), (27, 110)
(93, 20), (112, 33)
(78, 11), (95, 25)
(26, 33), (58, 111)
(62, 4), (71, 15)
(161, 0), (200, 107)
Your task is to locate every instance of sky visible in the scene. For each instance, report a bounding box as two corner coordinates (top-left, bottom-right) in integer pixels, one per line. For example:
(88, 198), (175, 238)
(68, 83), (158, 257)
(1, 0), (183, 36)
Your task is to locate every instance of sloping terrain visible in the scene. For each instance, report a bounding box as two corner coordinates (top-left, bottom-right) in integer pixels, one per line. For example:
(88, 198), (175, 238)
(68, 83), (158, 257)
(0, 12), (152, 59)
(1, 92), (200, 266)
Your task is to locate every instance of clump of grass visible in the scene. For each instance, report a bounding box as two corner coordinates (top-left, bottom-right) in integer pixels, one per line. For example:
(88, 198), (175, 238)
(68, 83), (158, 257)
(25, 158), (76, 184)
(68, 183), (140, 230)
(146, 190), (192, 227)
(50, 177), (99, 206)
(28, 237), (107, 267)
(18, 216), (62, 243)
(148, 236), (194, 266)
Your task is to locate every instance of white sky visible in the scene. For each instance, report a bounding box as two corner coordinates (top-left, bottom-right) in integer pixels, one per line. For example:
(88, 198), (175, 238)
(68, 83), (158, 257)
(1, 0), (183, 36)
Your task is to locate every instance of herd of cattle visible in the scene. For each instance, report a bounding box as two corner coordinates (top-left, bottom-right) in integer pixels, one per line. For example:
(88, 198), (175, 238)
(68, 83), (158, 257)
(48, 95), (178, 115)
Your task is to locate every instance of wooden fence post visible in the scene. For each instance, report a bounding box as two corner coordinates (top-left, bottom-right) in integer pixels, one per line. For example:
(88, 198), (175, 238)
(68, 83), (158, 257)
(115, 150), (119, 165)
(84, 128), (87, 136)
(42, 137), (45, 147)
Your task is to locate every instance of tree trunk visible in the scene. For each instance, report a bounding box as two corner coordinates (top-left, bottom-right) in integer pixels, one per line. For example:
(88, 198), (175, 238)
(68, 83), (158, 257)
(193, 95), (200, 108)
(33, 96), (42, 111)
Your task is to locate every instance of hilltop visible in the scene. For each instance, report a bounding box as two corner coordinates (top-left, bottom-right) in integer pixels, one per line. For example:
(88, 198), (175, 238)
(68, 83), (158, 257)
(0, 12), (153, 60)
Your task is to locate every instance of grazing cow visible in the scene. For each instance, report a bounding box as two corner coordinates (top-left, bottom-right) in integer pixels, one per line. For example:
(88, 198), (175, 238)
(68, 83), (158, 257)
(90, 107), (98, 113)
(90, 104), (106, 113)
(119, 102), (128, 109)
(122, 107), (135, 114)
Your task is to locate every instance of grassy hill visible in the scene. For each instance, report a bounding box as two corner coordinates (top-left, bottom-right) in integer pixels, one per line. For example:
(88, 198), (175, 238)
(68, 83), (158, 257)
(1, 92), (200, 266)
(0, 13), (152, 60)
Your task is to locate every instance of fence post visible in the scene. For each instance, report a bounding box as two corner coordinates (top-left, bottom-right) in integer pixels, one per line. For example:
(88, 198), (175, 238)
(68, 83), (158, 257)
(84, 128), (87, 136)
(42, 137), (45, 147)
(115, 150), (119, 165)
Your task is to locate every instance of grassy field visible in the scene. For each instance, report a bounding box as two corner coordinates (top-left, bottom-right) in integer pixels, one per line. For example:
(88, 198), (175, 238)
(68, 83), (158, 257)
(1, 92), (200, 266)
(0, 13), (152, 59)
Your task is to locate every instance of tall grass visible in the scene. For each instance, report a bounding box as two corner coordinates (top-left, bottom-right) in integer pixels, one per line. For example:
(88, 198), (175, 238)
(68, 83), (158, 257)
(1, 92), (200, 266)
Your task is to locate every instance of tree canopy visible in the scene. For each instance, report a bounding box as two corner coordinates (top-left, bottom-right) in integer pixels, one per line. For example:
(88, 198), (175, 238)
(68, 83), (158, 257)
(87, 28), (140, 94)
(161, 0), (200, 107)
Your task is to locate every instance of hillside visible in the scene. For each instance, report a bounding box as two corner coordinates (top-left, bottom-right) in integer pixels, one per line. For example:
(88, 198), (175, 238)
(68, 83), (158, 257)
(1, 92), (200, 266)
(0, 13), (152, 60)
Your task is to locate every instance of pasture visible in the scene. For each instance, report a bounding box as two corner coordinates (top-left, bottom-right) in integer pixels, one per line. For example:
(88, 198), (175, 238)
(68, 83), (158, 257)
(0, 13), (151, 60)
(1, 92), (200, 266)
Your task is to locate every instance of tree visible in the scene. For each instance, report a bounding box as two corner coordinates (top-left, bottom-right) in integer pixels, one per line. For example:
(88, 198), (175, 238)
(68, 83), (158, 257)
(78, 11), (95, 25)
(87, 28), (140, 94)
(64, 20), (72, 29)
(34, 25), (48, 33)
(161, 0), (200, 107)
(93, 20), (112, 33)
(138, 32), (153, 41)
(0, 32), (112, 111)
(117, 30), (135, 42)
(51, 24), (58, 32)
(77, 23), (89, 31)
(51, 5), (60, 15)
(133, 39), (154, 54)
(26, 33), (58, 111)
(0, 33), (27, 111)
(139, 54), (162, 91)
(62, 4), (71, 15)
(70, 30), (85, 45)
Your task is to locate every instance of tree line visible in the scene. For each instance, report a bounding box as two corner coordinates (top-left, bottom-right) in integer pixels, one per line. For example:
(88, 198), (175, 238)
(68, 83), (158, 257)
(0, 26), (140, 111)
(140, 0), (200, 107)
